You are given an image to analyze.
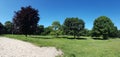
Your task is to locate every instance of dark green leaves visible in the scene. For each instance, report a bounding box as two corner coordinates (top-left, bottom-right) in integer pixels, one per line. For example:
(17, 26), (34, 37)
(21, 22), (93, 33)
(92, 16), (117, 39)
(63, 17), (85, 38)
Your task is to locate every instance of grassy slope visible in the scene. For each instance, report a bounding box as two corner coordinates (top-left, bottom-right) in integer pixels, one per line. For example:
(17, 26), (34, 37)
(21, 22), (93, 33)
(2, 34), (120, 57)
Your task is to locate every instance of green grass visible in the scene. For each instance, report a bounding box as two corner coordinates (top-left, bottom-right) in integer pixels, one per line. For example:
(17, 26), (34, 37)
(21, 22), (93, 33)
(2, 34), (120, 57)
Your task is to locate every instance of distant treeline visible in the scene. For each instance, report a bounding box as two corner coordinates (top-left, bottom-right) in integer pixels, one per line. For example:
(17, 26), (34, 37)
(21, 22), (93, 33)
(0, 6), (120, 39)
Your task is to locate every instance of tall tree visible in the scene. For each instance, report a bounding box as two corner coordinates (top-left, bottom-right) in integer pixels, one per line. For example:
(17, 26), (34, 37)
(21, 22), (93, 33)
(52, 21), (61, 37)
(92, 16), (115, 39)
(63, 17), (85, 39)
(13, 6), (40, 37)
(0, 22), (5, 34)
(4, 21), (13, 34)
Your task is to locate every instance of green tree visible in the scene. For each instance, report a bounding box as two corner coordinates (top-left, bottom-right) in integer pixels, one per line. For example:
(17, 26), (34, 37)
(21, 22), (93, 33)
(63, 17), (85, 39)
(109, 26), (118, 38)
(92, 16), (115, 39)
(35, 25), (44, 35)
(80, 29), (91, 36)
(39, 25), (44, 34)
(13, 6), (40, 37)
(118, 30), (120, 38)
(0, 22), (5, 34)
(43, 26), (53, 35)
(4, 21), (13, 34)
(52, 21), (61, 37)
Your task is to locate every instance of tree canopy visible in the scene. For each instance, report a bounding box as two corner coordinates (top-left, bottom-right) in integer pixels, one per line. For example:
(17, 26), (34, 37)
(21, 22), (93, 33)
(4, 21), (13, 34)
(63, 17), (85, 38)
(92, 16), (116, 39)
(35, 25), (44, 35)
(52, 21), (60, 30)
(52, 21), (61, 37)
(13, 6), (40, 37)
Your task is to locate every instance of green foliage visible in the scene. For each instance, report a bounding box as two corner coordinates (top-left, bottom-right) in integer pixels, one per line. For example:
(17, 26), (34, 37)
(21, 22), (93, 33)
(13, 6), (40, 37)
(52, 21), (61, 37)
(92, 16), (115, 39)
(4, 21), (13, 34)
(109, 26), (118, 38)
(52, 21), (60, 30)
(35, 25), (44, 35)
(50, 31), (56, 35)
(42, 26), (53, 35)
(117, 30), (120, 38)
(0, 22), (5, 34)
(80, 29), (91, 36)
(63, 17), (85, 38)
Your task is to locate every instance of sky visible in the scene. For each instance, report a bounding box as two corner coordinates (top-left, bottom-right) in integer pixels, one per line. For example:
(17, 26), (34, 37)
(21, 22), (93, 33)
(0, 0), (120, 30)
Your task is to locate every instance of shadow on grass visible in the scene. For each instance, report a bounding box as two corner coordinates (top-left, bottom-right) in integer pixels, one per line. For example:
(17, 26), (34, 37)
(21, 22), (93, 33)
(30, 36), (53, 39)
(92, 37), (108, 40)
(67, 37), (87, 40)
(92, 38), (103, 40)
(57, 36), (69, 38)
(30, 36), (88, 40)
(29, 35), (108, 40)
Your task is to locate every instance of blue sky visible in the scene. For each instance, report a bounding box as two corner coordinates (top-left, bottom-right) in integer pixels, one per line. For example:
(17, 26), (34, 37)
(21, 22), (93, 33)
(0, 0), (120, 30)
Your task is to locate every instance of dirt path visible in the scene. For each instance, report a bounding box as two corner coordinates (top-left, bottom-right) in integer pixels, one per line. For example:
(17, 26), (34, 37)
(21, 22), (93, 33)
(0, 37), (63, 57)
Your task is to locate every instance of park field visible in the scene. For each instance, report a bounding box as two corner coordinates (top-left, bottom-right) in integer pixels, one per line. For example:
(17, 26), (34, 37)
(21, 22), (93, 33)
(2, 34), (120, 57)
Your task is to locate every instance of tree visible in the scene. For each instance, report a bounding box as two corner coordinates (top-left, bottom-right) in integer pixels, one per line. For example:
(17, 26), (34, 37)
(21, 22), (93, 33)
(118, 30), (120, 38)
(92, 16), (115, 39)
(42, 26), (53, 35)
(4, 21), (13, 34)
(13, 6), (40, 37)
(35, 25), (44, 35)
(52, 21), (61, 37)
(79, 29), (91, 36)
(63, 17), (85, 39)
(0, 22), (5, 34)
(109, 26), (118, 38)
(39, 25), (44, 34)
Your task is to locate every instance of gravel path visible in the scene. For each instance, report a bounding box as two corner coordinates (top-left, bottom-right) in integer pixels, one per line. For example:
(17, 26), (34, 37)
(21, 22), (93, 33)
(0, 37), (63, 57)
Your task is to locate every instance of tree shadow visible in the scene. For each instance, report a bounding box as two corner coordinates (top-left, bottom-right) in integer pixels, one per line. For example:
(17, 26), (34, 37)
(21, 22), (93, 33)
(30, 36), (53, 39)
(92, 37), (108, 40)
(92, 38), (103, 40)
(67, 37), (87, 40)
(57, 36), (69, 38)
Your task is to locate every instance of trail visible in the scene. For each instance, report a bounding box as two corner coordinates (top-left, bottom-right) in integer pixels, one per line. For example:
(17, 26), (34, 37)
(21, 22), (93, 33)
(0, 37), (63, 57)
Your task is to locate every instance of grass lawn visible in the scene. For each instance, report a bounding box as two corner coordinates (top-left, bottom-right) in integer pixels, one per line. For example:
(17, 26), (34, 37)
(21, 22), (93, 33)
(2, 34), (120, 57)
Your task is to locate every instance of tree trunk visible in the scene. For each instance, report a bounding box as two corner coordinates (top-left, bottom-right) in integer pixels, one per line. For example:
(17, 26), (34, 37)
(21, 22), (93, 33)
(74, 34), (75, 39)
(74, 33), (76, 39)
(25, 34), (27, 37)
